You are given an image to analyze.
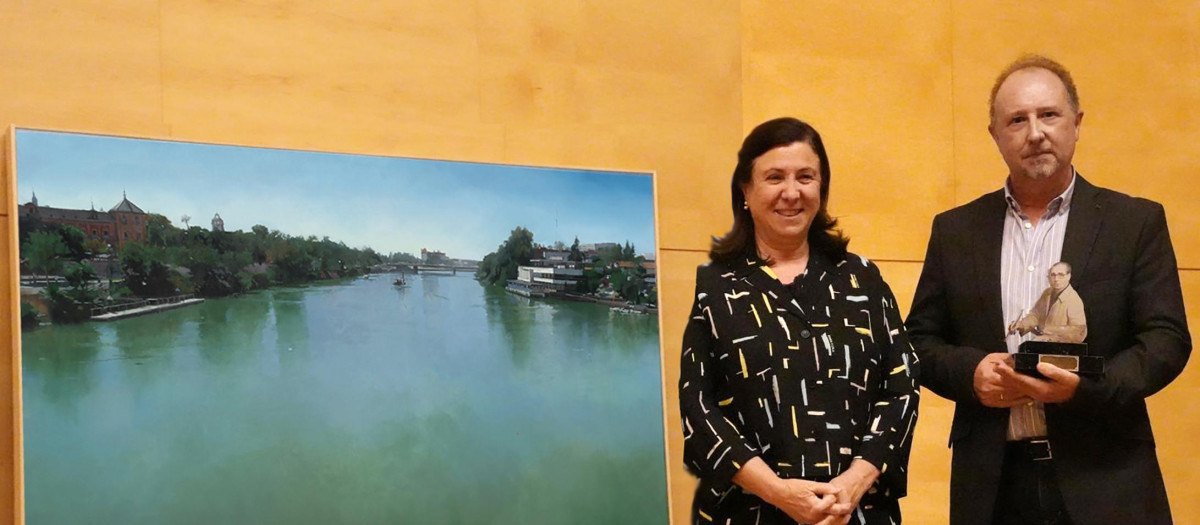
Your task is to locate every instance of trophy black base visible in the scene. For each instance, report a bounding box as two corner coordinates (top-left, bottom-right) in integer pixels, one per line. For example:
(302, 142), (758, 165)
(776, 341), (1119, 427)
(1015, 341), (1104, 379)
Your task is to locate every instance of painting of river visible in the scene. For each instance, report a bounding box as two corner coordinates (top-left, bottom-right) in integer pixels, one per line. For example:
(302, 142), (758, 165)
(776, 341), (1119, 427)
(15, 130), (666, 524)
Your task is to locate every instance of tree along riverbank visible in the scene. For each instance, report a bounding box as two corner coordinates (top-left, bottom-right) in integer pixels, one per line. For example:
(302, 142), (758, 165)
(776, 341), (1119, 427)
(20, 214), (400, 327)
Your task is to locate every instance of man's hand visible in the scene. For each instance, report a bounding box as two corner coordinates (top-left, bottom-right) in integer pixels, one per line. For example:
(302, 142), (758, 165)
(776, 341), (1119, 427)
(1007, 320), (1027, 335)
(998, 361), (1080, 403)
(974, 352), (1033, 407)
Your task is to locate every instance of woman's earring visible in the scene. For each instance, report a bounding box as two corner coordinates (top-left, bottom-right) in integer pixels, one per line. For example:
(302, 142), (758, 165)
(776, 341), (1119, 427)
(742, 201), (749, 210)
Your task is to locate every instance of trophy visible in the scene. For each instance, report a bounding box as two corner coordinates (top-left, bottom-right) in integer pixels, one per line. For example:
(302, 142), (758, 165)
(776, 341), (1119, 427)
(1008, 262), (1104, 378)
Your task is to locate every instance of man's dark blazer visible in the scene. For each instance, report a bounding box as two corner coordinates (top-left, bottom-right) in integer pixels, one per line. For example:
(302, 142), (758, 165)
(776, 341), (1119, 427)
(906, 174), (1191, 525)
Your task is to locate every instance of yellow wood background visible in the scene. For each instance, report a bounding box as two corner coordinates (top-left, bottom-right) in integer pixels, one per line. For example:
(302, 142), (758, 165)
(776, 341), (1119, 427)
(2, 2), (1197, 524)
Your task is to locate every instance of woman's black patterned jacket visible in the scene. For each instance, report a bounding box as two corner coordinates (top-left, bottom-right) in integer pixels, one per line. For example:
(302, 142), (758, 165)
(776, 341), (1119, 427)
(679, 252), (920, 522)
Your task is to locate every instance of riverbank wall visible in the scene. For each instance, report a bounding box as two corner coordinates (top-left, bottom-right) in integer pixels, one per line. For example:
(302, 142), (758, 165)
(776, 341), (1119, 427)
(91, 298), (206, 322)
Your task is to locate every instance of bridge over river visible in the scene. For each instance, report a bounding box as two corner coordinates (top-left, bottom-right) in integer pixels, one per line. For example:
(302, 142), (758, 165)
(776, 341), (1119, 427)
(373, 263), (478, 275)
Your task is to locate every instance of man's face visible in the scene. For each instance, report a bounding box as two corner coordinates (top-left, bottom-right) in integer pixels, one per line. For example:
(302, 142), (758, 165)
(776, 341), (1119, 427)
(1048, 264), (1071, 293)
(989, 68), (1082, 183)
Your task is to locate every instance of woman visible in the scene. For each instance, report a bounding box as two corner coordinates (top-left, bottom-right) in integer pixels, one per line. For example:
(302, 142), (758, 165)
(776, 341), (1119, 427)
(679, 117), (919, 524)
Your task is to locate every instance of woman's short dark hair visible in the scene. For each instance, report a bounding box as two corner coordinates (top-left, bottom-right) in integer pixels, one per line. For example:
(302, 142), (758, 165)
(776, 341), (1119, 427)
(709, 117), (848, 265)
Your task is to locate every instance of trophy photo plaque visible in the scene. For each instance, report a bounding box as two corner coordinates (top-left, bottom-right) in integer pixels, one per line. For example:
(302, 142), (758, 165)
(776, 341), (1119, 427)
(1008, 261), (1105, 379)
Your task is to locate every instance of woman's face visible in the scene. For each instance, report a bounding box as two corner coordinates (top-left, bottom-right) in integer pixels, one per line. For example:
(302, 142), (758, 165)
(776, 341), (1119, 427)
(742, 141), (822, 249)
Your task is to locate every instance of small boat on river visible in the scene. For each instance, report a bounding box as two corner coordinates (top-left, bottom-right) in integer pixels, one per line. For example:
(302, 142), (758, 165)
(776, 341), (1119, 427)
(393, 277), (407, 287)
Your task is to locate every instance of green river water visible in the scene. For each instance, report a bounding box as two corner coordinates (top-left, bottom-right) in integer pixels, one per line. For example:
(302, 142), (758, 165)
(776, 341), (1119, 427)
(21, 274), (667, 524)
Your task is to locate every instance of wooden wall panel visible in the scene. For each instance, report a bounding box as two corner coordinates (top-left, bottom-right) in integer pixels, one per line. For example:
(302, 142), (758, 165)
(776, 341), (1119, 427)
(942, 5), (1200, 520)
(1148, 269), (1200, 522)
(876, 261), (953, 523)
(740, 1), (956, 262)
(3, 1), (1198, 524)
(733, 2), (1200, 522)
(1, 127), (19, 523)
(0, 1), (168, 137)
(0, 2), (744, 524)
(155, 0), (741, 252)
(657, 248), (709, 525)
(950, 1), (1200, 266)
(158, 0), (499, 153)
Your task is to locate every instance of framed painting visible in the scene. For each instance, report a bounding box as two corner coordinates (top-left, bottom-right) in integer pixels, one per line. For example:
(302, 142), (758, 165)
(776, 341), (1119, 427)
(9, 128), (667, 524)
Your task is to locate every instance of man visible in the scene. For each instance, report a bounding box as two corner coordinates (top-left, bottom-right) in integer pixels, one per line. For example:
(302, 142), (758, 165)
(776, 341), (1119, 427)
(1008, 262), (1086, 344)
(906, 54), (1190, 525)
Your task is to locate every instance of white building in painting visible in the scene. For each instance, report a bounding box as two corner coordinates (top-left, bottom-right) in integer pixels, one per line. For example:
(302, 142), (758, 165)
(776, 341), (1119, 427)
(519, 265), (584, 291)
(512, 250), (586, 293)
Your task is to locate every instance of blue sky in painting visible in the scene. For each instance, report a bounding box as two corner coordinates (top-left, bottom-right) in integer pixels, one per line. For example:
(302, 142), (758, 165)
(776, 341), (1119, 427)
(15, 130), (656, 260)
